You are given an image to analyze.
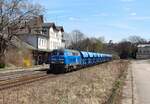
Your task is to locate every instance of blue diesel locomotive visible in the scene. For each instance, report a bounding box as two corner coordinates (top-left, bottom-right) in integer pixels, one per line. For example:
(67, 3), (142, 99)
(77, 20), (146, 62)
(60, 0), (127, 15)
(48, 49), (112, 73)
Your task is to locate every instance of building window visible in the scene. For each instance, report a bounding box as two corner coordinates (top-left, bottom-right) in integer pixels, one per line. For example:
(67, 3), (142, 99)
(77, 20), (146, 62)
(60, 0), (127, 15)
(42, 29), (47, 35)
(43, 40), (44, 46)
(41, 39), (43, 46)
(38, 39), (40, 46)
(43, 40), (45, 46)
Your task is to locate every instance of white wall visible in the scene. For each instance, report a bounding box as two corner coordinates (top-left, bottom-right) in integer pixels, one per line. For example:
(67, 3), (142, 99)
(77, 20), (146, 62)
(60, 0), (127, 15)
(48, 27), (65, 50)
(38, 37), (48, 50)
(19, 34), (37, 48)
(19, 26), (65, 51)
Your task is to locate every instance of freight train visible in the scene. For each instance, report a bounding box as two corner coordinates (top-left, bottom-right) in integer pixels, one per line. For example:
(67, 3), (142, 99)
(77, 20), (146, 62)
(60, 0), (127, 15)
(48, 49), (112, 73)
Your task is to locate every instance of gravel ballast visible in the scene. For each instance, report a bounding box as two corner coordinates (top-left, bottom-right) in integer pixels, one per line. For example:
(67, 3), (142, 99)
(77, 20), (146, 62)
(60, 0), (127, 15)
(0, 60), (129, 104)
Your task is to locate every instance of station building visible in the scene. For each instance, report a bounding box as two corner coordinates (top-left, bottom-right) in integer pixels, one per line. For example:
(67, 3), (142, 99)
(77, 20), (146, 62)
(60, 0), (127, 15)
(14, 15), (65, 65)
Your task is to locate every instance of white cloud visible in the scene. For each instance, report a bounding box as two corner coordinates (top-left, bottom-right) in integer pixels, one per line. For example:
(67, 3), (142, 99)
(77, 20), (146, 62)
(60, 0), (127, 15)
(69, 17), (78, 21)
(120, 0), (135, 2)
(93, 13), (109, 17)
(100, 13), (109, 16)
(130, 12), (137, 16)
(108, 23), (136, 30)
(69, 17), (84, 21)
(129, 16), (150, 20)
(68, 17), (88, 22)
(124, 7), (131, 11)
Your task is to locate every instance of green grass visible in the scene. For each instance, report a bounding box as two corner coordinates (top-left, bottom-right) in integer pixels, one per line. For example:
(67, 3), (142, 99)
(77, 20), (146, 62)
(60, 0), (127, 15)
(105, 63), (128, 104)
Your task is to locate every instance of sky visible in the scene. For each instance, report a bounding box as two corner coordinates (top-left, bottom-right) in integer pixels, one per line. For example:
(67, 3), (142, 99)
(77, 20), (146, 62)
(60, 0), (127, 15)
(33, 0), (150, 42)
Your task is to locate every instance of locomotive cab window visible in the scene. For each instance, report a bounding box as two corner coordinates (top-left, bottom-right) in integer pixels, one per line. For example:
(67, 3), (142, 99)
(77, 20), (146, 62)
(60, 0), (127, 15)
(72, 52), (80, 56)
(51, 50), (58, 55)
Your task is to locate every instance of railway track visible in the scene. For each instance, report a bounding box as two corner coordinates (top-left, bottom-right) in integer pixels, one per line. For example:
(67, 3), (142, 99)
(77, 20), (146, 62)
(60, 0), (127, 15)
(0, 70), (56, 90)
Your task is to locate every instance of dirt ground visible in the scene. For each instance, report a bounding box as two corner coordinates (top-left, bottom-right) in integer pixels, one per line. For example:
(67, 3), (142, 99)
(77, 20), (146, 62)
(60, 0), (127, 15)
(0, 60), (129, 104)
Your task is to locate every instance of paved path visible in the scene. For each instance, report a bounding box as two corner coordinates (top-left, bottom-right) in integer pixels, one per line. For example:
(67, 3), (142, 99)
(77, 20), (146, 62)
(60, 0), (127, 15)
(132, 60), (150, 104)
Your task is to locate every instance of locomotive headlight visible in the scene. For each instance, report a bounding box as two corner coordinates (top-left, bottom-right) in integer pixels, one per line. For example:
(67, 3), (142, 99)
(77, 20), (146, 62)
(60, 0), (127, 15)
(60, 61), (64, 64)
(51, 61), (55, 64)
(59, 59), (64, 64)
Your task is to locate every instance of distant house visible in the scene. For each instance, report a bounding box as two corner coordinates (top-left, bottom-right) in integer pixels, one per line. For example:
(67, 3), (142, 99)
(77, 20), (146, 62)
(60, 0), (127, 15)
(136, 44), (150, 59)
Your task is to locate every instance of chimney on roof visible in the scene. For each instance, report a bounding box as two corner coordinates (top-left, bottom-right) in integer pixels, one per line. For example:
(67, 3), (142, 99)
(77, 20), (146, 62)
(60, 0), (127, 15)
(39, 15), (44, 23)
(32, 15), (44, 28)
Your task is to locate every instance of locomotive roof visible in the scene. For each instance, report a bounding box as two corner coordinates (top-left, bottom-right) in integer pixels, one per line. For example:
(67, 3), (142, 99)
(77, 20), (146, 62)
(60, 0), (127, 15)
(53, 49), (80, 53)
(64, 49), (80, 53)
(52, 49), (112, 57)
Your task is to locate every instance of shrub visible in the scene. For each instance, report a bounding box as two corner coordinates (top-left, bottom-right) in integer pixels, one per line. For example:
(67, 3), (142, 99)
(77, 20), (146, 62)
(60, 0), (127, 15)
(0, 63), (5, 68)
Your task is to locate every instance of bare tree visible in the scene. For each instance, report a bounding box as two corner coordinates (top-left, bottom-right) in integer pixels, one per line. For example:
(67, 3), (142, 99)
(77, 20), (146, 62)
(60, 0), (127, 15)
(71, 30), (85, 44)
(66, 30), (85, 49)
(128, 35), (147, 44)
(0, 0), (44, 64)
(66, 30), (104, 51)
(63, 32), (71, 48)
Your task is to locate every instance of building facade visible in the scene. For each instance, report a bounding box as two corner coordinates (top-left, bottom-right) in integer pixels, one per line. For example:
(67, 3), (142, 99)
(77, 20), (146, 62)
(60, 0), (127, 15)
(18, 15), (65, 51)
(136, 44), (150, 59)
(18, 15), (65, 64)
(43, 23), (65, 51)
